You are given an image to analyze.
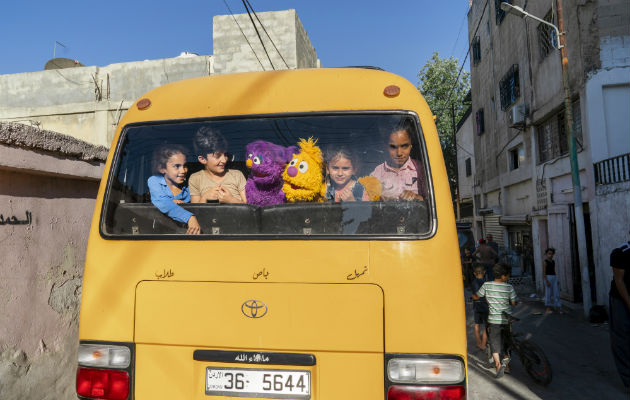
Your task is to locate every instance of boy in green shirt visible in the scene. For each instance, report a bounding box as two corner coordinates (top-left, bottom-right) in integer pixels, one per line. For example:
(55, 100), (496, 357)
(472, 262), (517, 378)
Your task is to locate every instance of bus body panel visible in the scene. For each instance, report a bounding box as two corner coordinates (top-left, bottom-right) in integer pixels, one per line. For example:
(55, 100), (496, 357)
(135, 281), (384, 352)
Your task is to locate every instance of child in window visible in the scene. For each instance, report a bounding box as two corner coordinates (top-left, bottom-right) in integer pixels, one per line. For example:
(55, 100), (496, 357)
(190, 126), (247, 204)
(324, 146), (370, 202)
(370, 120), (427, 201)
(147, 145), (201, 234)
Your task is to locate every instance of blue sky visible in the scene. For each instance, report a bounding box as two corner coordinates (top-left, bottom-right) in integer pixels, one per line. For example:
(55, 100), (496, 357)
(0, 1), (471, 86)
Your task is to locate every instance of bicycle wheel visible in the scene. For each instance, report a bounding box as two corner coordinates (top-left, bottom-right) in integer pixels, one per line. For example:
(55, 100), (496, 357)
(519, 340), (552, 386)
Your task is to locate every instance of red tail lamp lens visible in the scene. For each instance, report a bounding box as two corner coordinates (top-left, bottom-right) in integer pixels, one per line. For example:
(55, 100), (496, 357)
(77, 367), (129, 400)
(388, 385), (466, 400)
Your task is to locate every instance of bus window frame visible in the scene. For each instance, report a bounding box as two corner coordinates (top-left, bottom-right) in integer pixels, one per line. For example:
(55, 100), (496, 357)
(99, 110), (438, 241)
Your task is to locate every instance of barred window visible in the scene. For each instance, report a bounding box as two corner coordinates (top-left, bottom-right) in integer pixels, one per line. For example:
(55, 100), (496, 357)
(472, 36), (481, 65)
(499, 65), (520, 110)
(537, 10), (555, 60)
(537, 100), (583, 163)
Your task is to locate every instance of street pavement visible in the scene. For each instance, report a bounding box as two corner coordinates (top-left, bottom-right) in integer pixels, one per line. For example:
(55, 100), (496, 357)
(465, 288), (629, 400)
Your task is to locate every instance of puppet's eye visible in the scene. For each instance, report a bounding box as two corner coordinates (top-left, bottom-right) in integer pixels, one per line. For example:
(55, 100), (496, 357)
(298, 161), (309, 173)
(253, 156), (262, 165)
(248, 153), (253, 159)
(289, 158), (298, 167)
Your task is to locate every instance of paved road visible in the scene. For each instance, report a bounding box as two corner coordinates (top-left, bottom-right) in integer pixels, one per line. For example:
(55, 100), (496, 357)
(465, 290), (629, 400)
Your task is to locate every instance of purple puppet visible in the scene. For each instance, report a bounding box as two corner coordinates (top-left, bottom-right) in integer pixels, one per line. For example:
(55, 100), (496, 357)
(245, 141), (298, 206)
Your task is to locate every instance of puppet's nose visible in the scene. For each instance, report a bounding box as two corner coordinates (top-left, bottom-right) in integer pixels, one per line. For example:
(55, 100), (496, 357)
(246, 159), (253, 167)
(287, 166), (298, 177)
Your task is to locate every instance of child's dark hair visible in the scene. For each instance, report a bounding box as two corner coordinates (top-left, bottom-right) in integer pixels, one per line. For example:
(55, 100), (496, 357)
(193, 126), (228, 157)
(473, 264), (485, 275)
(324, 145), (361, 173)
(493, 262), (511, 279)
(152, 144), (188, 175)
(382, 117), (416, 144)
(545, 247), (555, 254)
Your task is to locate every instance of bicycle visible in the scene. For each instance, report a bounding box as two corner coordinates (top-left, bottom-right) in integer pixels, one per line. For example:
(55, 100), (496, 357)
(495, 311), (552, 386)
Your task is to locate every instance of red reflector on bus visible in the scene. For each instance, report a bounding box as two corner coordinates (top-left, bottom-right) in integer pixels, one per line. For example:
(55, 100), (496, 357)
(137, 98), (151, 110)
(388, 385), (466, 400)
(76, 367), (129, 400)
(383, 85), (400, 97)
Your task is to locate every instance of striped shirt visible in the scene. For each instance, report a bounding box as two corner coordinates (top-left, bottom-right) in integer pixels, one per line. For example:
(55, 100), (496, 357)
(476, 281), (517, 324)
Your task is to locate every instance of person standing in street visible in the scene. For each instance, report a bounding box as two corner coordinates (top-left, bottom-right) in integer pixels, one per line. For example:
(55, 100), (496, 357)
(462, 247), (474, 288)
(486, 233), (499, 263)
(473, 239), (498, 281)
(609, 232), (630, 389)
(543, 248), (561, 314)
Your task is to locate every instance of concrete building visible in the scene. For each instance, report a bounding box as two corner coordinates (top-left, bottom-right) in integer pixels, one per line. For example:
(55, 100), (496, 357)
(455, 99), (476, 225)
(0, 9), (319, 398)
(464, 0), (629, 304)
(0, 9), (319, 148)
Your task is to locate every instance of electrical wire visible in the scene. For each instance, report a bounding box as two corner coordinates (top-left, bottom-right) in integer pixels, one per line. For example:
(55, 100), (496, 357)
(222, 0), (265, 70)
(241, 0), (275, 70)
(244, 0), (289, 69)
(443, 0), (489, 107)
(450, 7), (469, 58)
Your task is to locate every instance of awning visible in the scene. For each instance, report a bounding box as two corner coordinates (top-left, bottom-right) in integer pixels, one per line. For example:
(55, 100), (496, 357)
(499, 214), (530, 226)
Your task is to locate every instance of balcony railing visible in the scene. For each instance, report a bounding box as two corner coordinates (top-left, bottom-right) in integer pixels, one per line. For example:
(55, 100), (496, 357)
(594, 153), (630, 185)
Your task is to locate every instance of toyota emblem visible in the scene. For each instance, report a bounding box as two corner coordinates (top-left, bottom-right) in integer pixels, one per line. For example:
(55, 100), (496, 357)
(241, 300), (268, 318)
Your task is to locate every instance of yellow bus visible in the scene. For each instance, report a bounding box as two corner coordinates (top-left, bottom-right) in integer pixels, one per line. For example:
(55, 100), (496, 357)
(76, 68), (467, 400)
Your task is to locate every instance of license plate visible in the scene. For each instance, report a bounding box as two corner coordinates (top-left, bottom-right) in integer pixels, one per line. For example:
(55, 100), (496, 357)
(206, 367), (311, 399)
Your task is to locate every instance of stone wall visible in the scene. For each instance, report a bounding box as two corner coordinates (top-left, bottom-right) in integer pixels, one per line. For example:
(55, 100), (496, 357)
(0, 55), (212, 147)
(0, 123), (106, 400)
(213, 9), (318, 73)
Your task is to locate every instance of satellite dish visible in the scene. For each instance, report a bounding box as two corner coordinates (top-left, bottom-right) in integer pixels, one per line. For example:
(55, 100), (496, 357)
(44, 58), (84, 70)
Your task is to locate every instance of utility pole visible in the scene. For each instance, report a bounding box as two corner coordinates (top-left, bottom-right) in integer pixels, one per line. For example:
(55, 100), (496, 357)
(452, 102), (461, 220)
(557, 0), (591, 317)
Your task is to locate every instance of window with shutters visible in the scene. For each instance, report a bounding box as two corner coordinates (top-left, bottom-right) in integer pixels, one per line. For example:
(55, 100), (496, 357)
(472, 36), (481, 65)
(475, 108), (485, 135)
(495, 0), (510, 25)
(499, 65), (520, 111)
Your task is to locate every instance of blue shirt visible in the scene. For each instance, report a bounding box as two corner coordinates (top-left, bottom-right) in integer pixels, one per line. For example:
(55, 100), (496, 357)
(147, 175), (193, 223)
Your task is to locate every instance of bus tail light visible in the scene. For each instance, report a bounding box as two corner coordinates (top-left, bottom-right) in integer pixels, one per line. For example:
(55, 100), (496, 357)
(386, 357), (466, 399)
(387, 385), (465, 400)
(78, 344), (131, 368)
(388, 358), (465, 384)
(77, 342), (133, 400)
(76, 367), (129, 400)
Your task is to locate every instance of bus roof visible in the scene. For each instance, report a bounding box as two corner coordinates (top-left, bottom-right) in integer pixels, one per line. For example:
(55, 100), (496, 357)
(116, 68), (432, 131)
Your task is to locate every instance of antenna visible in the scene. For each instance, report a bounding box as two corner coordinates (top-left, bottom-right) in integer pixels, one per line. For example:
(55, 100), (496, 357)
(53, 41), (66, 58)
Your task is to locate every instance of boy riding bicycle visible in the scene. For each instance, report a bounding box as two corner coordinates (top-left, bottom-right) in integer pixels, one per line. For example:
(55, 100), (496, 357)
(472, 262), (517, 378)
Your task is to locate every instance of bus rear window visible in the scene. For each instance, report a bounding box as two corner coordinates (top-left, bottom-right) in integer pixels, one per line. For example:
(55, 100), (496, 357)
(101, 113), (433, 238)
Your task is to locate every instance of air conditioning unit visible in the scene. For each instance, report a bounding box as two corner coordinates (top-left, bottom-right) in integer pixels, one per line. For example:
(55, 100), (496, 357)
(509, 104), (527, 127)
